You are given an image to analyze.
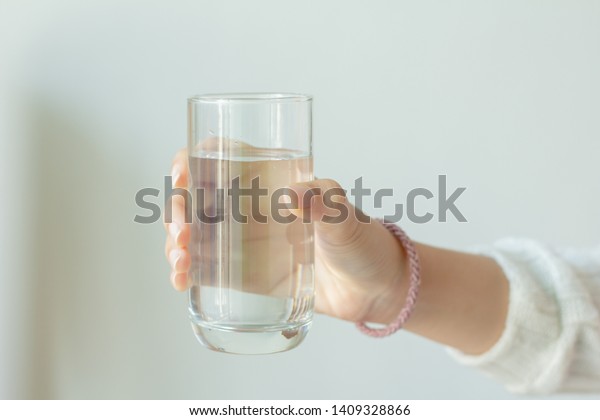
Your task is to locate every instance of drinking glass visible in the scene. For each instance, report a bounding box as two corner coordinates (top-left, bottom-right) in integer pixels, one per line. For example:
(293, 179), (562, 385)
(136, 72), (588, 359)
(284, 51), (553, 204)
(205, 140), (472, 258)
(187, 93), (314, 354)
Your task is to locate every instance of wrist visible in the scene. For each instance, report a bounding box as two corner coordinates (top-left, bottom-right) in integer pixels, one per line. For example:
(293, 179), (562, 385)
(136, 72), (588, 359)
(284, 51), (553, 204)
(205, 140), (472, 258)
(366, 243), (411, 325)
(357, 220), (421, 335)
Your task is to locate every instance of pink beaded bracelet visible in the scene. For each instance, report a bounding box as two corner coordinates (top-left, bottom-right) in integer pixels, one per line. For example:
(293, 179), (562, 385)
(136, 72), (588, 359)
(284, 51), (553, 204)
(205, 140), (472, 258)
(355, 219), (421, 337)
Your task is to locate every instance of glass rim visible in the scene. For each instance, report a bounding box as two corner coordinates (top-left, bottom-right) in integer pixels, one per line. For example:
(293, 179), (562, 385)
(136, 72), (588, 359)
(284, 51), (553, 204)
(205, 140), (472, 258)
(188, 92), (312, 103)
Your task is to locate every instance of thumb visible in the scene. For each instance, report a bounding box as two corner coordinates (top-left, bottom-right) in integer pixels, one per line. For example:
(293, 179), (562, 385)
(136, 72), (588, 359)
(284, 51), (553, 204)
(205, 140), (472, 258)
(288, 179), (371, 248)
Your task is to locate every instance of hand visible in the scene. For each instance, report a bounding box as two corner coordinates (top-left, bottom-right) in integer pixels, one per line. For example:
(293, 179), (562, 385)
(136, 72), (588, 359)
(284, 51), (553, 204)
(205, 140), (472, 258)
(164, 148), (409, 325)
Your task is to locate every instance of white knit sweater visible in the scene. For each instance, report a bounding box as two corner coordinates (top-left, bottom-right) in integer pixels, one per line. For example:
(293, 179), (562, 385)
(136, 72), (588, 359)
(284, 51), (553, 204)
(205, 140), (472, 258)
(448, 238), (600, 394)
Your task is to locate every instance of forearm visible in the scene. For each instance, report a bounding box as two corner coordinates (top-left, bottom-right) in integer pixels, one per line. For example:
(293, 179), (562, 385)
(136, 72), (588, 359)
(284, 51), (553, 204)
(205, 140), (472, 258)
(382, 243), (510, 355)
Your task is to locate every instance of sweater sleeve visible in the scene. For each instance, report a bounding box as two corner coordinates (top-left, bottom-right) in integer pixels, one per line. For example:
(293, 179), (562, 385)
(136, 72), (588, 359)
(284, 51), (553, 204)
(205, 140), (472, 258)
(446, 238), (600, 394)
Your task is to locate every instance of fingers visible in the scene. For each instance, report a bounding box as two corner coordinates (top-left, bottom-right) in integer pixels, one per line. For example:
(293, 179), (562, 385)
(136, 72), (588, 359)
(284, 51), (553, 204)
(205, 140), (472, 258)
(164, 148), (191, 241)
(164, 194), (191, 247)
(170, 272), (189, 292)
(165, 236), (191, 271)
(165, 148), (192, 291)
(165, 235), (191, 289)
(166, 148), (191, 242)
(171, 148), (189, 188)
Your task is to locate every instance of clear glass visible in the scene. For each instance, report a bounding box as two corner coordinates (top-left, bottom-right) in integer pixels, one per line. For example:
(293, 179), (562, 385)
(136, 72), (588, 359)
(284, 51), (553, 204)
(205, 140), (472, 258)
(187, 93), (314, 354)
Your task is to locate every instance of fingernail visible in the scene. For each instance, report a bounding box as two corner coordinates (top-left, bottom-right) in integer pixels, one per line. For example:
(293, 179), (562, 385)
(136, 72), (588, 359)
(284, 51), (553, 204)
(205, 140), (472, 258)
(169, 222), (182, 244)
(171, 164), (182, 186)
(169, 249), (182, 271)
(170, 271), (180, 290)
(170, 272), (188, 291)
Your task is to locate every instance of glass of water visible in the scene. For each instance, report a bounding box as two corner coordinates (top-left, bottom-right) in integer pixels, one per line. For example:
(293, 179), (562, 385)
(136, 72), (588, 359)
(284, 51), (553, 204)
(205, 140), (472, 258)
(187, 93), (314, 354)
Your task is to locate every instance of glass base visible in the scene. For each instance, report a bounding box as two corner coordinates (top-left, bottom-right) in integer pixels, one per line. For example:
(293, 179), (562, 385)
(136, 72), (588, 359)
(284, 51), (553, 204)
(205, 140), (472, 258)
(190, 320), (312, 355)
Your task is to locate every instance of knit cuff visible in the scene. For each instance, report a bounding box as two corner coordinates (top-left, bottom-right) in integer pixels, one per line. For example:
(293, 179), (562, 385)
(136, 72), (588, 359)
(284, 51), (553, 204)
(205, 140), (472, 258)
(446, 238), (591, 394)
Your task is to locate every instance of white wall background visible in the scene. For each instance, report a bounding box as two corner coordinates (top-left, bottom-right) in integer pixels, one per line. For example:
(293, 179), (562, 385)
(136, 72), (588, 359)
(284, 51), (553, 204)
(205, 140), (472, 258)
(1, 0), (599, 399)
